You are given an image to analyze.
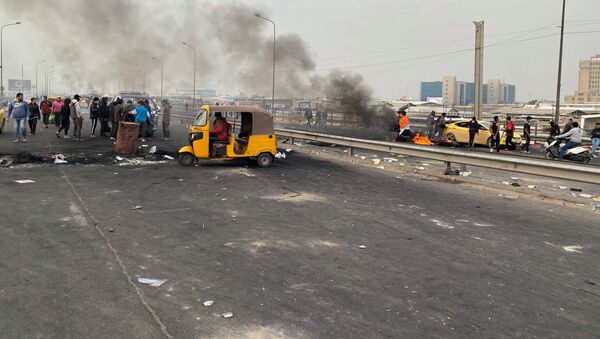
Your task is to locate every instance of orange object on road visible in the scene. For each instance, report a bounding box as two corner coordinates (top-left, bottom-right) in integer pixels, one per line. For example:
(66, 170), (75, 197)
(412, 133), (433, 145)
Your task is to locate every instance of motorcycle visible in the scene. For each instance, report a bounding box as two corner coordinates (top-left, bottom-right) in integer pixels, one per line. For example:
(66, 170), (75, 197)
(545, 138), (592, 163)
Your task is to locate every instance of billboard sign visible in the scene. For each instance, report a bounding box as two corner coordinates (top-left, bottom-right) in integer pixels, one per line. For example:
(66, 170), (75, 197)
(8, 79), (32, 91)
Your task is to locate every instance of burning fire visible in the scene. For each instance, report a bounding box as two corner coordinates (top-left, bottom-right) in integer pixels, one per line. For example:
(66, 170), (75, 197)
(412, 133), (433, 145)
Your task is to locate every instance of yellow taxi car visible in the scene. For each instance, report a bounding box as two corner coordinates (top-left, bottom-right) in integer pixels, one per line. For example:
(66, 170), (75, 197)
(443, 120), (522, 147)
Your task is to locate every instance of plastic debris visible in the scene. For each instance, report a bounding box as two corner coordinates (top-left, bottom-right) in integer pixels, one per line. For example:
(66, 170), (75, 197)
(372, 159), (381, 166)
(203, 300), (214, 307)
(416, 166), (426, 170)
(149, 146), (157, 154)
(563, 245), (584, 253)
(137, 277), (167, 287)
(15, 180), (35, 184)
(527, 185), (536, 189)
(54, 159), (68, 164)
(358, 245), (367, 249)
(461, 171), (472, 177)
(132, 206), (143, 210)
(164, 155), (174, 160)
(559, 186), (568, 190)
(579, 194), (592, 199)
(360, 156), (366, 160)
(116, 156), (124, 161)
(222, 312), (234, 319)
(275, 152), (286, 159)
(377, 166), (385, 170)
(502, 181), (510, 185)
(285, 149), (292, 153)
(510, 177), (519, 181)
(594, 196), (600, 202)
(570, 188), (583, 192)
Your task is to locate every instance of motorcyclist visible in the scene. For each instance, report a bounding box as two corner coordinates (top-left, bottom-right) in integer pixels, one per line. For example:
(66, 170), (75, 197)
(556, 122), (582, 160)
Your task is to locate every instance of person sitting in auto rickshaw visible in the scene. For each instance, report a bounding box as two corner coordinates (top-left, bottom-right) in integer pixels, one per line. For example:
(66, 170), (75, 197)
(209, 112), (231, 156)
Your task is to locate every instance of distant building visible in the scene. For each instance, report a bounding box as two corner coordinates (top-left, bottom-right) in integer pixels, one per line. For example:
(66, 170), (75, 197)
(175, 88), (217, 98)
(565, 55), (600, 104)
(420, 81), (442, 101)
(420, 77), (516, 106)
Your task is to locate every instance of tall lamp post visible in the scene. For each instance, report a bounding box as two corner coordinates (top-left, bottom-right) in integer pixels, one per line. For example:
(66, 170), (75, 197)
(182, 42), (196, 108)
(35, 59), (47, 98)
(1, 21), (22, 101)
(255, 13), (276, 115)
(44, 66), (54, 96)
(152, 56), (164, 102)
(554, 0), (567, 122)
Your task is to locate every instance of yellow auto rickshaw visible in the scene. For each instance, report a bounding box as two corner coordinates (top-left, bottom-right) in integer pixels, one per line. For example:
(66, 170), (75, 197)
(178, 105), (277, 167)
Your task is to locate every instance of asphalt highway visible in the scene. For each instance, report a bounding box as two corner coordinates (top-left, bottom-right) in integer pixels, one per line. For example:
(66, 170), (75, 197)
(0, 119), (599, 338)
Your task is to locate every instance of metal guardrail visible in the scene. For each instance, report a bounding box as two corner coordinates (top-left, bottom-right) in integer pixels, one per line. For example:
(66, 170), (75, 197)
(275, 128), (600, 185)
(171, 113), (599, 184)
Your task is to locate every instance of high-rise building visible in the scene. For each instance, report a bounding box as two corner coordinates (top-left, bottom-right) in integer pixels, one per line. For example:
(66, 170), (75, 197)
(565, 55), (600, 104)
(420, 77), (515, 105)
(420, 81), (442, 101)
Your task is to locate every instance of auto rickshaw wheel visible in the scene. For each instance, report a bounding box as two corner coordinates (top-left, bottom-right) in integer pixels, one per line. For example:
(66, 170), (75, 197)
(257, 153), (274, 168)
(178, 152), (196, 167)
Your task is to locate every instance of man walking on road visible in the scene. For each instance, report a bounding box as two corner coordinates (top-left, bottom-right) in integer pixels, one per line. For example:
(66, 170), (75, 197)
(490, 116), (501, 152)
(70, 94), (83, 141)
(426, 111), (436, 140)
(468, 116), (479, 148)
(590, 122), (600, 157)
(522, 116), (532, 153)
(557, 122), (582, 160)
(28, 97), (41, 135)
(161, 98), (171, 140)
(7, 93), (30, 142)
(40, 96), (52, 128)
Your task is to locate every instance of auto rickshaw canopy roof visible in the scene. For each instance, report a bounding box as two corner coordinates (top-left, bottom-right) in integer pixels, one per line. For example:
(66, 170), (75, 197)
(206, 105), (274, 135)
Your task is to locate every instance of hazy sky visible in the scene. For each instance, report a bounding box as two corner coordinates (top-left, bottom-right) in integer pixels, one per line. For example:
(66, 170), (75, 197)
(1, 0), (599, 101)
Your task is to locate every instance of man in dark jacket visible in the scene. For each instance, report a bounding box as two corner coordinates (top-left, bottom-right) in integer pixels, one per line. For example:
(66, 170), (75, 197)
(110, 97), (124, 141)
(426, 111), (436, 140)
(28, 98), (41, 135)
(548, 120), (561, 144)
(591, 122), (600, 157)
(563, 118), (573, 134)
(490, 116), (501, 152)
(98, 97), (110, 137)
(522, 116), (532, 153)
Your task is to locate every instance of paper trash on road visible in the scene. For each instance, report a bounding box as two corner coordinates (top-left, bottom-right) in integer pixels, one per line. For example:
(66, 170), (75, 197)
(54, 159), (68, 164)
(116, 156), (124, 161)
(203, 300), (214, 307)
(222, 312), (234, 319)
(164, 155), (174, 160)
(527, 185), (536, 189)
(461, 171), (472, 177)
(15, 180), (35, 184)
(285, 149), (292, 153)
(137, 277), (167, 287)
(372, 159), (381, 166)
(149, 146), (157, 154)
(275, 152), (286, 159)
(579, 194), (592, 199)
(358, 245), (367, 249)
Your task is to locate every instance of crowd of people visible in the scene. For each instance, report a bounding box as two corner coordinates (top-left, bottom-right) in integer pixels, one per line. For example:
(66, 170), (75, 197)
(5, 93), (172, 143)
(397, 109), (596, 160)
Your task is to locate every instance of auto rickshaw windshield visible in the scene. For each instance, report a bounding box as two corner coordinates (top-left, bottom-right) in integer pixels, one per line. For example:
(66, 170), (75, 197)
(194, 109), (208, 126)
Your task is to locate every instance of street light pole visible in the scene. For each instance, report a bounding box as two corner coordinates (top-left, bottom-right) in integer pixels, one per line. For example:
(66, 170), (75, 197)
(554, 0), (567, 122)
(255, 13), (276, 115)
(1, 21), (22, 101)
(152, 56), (164, 102)
(35, 59), (47, 98)
(44, 66), (54, 97)
(182, 42), (196, 109)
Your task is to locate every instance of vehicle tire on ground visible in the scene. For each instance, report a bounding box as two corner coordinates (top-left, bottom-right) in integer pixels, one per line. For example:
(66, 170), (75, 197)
(582, 157), (591, 164)
(178, 152), (196, 167)
(486, 137), (492, 148)
(446, 133), (456, 143)
(257, 152), (274, 168)
(544, 152), (555, 160)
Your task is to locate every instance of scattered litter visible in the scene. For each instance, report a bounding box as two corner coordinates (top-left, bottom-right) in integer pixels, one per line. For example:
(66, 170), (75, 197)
(571, 193), (577, 198)
(275, 152), (286, 159)
(527, 185), (536, 189)
(511, 183), (521, 187)
(132, 206), (143, 210)
(360, 156), (366, 160)
(164, 155), (174, 160)
(510, 177), (519, 181)
(502, 181), (510, 185)
(149, 146), (157, 154)
(222, 312), (234, 319)
(113, 172), (118, 175)
(461, 171), (472, 177)
(141, 144), (149, 148)
(285, 149), (292, 153)
(421, 163), (430, 167)
(377, 166), (385, 170)
(358, 245), (367, 249)
(372, 159), (381, 166)
(0, 156), (15, 167)
(137, 277), (167, 287)
(54, 159), (68, 164)
(584, 278), (597, 286)
(416, 167), (426, 170)
(559, 186), (568, 190)
(116, 156), (124, 161)
(579, 194), (592, 199)
(203, 300), (215, 307)
(593, 196), (600, 202)
(15, 180), (35, 184)
(293, 142), (302, 146)
(108, 228), (115, 233)
(563, 246), (584, 253)
(570, 188), (583, 192)
(383, 157), (398, 162)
